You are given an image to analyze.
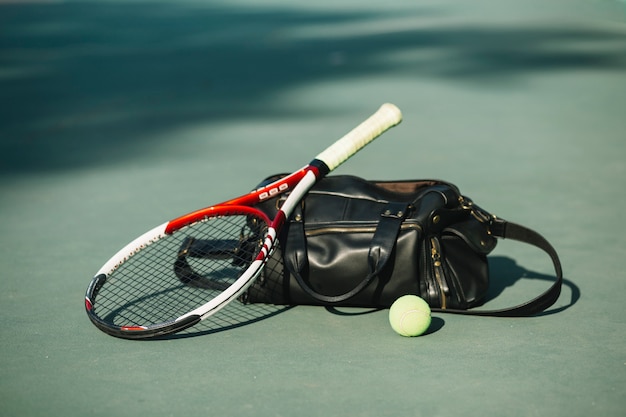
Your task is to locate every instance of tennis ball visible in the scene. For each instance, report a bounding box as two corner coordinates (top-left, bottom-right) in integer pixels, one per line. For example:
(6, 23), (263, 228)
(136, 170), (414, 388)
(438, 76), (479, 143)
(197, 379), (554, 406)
(389, 295), (431, 337)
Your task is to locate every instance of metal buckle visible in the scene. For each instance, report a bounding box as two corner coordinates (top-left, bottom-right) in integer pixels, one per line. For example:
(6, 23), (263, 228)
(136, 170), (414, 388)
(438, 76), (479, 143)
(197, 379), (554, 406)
(460, 196), (496, 227)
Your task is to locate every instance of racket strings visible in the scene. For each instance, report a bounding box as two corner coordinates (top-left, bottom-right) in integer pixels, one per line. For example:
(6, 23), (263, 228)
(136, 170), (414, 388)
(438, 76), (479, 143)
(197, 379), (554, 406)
(180, 256), (290, 335)
(92, 213), (268, 327)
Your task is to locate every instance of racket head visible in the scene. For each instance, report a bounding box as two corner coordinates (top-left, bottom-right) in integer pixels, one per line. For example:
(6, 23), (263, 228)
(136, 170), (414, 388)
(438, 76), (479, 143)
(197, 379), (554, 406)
(85, 205), (271, 339)
(85, 103), (403, 339)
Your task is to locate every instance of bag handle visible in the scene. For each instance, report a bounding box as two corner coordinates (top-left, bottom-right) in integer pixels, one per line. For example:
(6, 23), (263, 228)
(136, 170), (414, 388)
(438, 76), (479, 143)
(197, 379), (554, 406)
(432, 218), (563, 316)
(284, 202), (410, 303)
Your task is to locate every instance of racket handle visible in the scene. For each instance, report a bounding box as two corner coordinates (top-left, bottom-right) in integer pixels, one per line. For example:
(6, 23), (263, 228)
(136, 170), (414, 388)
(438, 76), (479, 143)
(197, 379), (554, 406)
(315, 103), (402, 172)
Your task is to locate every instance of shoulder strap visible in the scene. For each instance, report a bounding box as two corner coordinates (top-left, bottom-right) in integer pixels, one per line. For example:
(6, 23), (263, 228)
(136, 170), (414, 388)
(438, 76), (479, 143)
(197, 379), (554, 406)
(433, 218), (563, 317)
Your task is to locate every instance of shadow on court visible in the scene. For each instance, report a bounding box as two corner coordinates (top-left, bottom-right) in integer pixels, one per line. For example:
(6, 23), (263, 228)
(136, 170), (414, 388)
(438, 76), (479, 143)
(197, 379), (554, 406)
(487, 255), (580, 315)
(154, 254), (578, 340)
(1, 1), (626, 175)
(162, 304), (295, 340)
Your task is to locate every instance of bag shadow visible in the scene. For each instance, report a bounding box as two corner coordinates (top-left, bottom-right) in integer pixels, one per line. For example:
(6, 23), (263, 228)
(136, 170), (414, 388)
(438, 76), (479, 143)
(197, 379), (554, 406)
(486, 255), (580, 315)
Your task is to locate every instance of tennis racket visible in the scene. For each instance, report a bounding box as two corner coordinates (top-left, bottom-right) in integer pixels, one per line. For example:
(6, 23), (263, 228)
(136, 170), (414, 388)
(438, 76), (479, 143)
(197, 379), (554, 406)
(85, 103), (403, 339)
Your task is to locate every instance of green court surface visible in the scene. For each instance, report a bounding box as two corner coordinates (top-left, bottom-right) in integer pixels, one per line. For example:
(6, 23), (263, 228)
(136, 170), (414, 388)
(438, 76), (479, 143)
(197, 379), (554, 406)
(1, 1), (625, 416)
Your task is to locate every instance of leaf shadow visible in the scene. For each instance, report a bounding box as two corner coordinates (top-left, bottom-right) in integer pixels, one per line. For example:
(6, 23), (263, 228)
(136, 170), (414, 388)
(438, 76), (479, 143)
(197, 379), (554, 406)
(1, 1), (625, 175)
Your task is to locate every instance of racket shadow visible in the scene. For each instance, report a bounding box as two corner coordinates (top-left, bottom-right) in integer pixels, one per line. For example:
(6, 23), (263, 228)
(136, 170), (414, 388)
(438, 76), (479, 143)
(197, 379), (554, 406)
(160, 302), (295, 340)
(160, 256), (296, 340)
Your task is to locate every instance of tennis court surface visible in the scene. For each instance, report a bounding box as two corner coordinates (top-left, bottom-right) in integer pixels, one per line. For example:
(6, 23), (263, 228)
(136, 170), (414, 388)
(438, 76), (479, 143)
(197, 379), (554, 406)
(1, 1), (625, 416)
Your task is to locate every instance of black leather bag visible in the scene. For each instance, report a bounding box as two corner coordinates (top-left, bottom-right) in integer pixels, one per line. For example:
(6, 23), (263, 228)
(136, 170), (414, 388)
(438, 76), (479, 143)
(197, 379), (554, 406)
(236, 174), (563, 316)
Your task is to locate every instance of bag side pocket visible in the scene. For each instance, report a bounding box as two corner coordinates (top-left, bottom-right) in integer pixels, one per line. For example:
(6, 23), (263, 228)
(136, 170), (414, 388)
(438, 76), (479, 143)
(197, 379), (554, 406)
(439, 218), (496, 309)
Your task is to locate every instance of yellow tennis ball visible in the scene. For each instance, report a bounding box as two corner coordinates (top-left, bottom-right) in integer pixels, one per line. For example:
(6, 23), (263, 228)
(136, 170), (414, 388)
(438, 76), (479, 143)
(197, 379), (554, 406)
(389, 295), (431, 337)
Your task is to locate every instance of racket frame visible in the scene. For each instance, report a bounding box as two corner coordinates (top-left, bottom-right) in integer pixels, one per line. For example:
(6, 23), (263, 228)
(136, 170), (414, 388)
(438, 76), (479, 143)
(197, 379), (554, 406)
(85, 104), (402, 338)
(84, 167), (320, 338)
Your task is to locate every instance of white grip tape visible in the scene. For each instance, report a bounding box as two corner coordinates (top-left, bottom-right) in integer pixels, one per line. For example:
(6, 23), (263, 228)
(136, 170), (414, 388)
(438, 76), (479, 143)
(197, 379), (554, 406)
(315, 103), (402, 171)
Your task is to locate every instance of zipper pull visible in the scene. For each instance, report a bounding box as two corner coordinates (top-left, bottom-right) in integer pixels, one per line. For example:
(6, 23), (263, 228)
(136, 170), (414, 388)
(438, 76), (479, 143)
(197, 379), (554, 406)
(431, 243), (441, 267)
(429, 237), (447, 309)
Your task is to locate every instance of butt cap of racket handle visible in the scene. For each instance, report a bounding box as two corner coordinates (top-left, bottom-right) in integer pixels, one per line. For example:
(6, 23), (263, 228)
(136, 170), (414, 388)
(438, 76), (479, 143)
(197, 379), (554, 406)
(315, 103), (402, 172)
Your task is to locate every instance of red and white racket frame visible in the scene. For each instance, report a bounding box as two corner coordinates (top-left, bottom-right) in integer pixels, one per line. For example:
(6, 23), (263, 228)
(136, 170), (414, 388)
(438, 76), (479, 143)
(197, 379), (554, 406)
(85, 104), (402, 338)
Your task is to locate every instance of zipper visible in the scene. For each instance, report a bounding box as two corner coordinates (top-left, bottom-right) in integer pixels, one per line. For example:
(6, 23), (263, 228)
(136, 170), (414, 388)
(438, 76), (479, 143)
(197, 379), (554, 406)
(304, 222), (422, 237)
(429, 237), (448, 309)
